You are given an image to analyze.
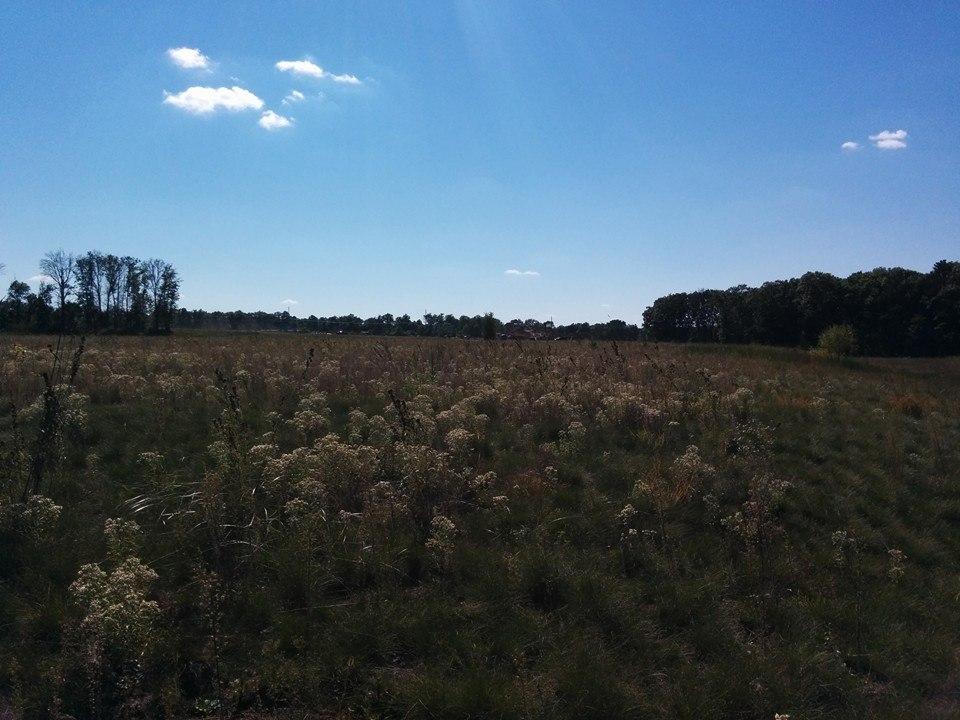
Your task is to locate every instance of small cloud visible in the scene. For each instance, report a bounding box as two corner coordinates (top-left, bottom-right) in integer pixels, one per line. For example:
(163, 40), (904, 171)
(841, 141), (860, 152)
(167, 47), (211, 70)
(282, 90), (305, 105)
(259, 110), (293, 130)
(163, 86), (264, 115)
(869, 129), (907, 150)
(276, 59), (363, 84)
(276, 59), (324, 77)
(600, 303), (612, 309)
(504, 269), (540, 277)
(328, 72), (361, 85)
(281, 298), (299, 305)
(27, 274), (55, 285)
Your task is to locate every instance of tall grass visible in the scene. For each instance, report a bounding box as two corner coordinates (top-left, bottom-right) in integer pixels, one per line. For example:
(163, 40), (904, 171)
(1, 333), (958, 718)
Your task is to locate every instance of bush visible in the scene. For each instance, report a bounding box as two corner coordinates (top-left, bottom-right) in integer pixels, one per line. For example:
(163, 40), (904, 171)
(816, 324), (858, 357)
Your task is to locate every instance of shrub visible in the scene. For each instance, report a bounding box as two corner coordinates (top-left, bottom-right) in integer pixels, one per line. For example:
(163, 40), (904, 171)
(816, 324), (858, 357)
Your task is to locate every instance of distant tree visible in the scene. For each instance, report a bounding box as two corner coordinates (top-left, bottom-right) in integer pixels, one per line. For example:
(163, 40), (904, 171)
(924, 260), (960, 356)
(103, 254), (125, 326)
(6, 280), (30, 305)
(40, 249), (75, 310)
(124, 259), (148, 333)
(29, 283), (55, 331)
(0, 251), (184, 336)
(642, 293), (689, 342)
(482, 312), (497, 340)
(796, 272), (845, 345)
(74, 251), (106, 330)
(643, 262), (960, 357)
(143, 259), (180, 332)
(4, 280), (31, 327)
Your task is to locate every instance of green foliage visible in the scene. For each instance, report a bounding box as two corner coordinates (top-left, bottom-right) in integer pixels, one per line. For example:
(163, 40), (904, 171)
(1, 334), (959, 718)
(643, 260), (960, 356)
(817, 324), (859, 357)
(482, 311), (498, 340)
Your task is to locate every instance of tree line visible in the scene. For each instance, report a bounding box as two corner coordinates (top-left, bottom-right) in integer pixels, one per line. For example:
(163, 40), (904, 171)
(1, 251), (180, 334)
(6, 251), (958, 355)
(172, 308), (642, 341)
(2, 253), (642, 340)
(641, 261), (960, 357)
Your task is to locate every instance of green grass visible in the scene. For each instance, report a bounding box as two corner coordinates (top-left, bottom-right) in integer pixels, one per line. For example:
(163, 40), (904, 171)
(1, 334), (959, 718)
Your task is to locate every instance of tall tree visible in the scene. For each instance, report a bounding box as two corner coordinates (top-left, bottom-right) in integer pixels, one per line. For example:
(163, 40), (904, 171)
(4, 280), (31, 326)
(155, 262), (180, 332)
(124, 258), (147, 333)
(39, 250), (75, 310)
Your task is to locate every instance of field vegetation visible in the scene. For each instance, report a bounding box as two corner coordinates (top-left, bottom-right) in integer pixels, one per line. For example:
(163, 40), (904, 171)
(2, 333), (959, 718)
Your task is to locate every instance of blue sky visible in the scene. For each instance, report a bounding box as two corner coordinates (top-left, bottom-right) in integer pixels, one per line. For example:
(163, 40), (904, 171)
(1, 1), (958, 323)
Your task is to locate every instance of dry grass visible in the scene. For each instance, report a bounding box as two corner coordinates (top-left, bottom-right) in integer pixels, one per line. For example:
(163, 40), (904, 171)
(1, 333), (959, 719)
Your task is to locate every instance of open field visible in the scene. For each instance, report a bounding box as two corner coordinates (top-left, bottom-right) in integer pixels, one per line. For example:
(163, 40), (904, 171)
(2, 333), (960, 719)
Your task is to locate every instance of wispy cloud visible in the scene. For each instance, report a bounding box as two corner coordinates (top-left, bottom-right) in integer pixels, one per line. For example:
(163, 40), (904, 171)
(504, 269), (540, 277)
(163, 86), (264, 115)
(327, 72), (361, 85)
(167, 47), (212, 70)
(841, 141), (861, 152)
(281, 298), (299, 305)
(276, 59), (362, 84)
(282, 90), (305, 105)
(259, 110), (293, 130)
(869, 129), (908, 150)
(27, 274), (55, 285)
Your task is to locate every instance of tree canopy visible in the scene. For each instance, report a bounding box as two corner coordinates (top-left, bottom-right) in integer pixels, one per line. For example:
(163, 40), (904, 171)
(642, 261), (960, 357)
(1, 251), (180, 335)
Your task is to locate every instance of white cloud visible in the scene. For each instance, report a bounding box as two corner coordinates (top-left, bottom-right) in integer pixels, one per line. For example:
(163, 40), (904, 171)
(504, 269), (540, 277)
(281, 298), (299, 305)
(167, 47), (211, 70)
(259, 110), (293, 130)
(276, 59), (363, 84)
(163, 86), (264, 115)
(276, 59), (324, 77)
(875, 138), (907, 150)
(27, 274), (55, 285)
(328, 72), (361, 85)
(841, 141), (860, 152)
(282, 90), (305, 105)
(869, 129), (908, 150)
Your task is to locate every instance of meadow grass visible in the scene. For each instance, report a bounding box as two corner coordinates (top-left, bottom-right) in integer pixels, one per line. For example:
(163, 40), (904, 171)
(1, 333), (958, 719)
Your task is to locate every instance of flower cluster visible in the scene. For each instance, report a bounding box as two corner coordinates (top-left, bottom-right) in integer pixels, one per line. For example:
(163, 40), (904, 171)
(9, 494), (63, 538)
(69, 557), (159, 656)
(104, 518), (141, 561)
(672, 445), (716, 495)
(21, 384), (90, 444)
(720, 472), (792, 549)
(887, 548), (906, 581)
(425, 514), (458, 562)
(831, 530), (858, 566)
(288, 391), (331, 441)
